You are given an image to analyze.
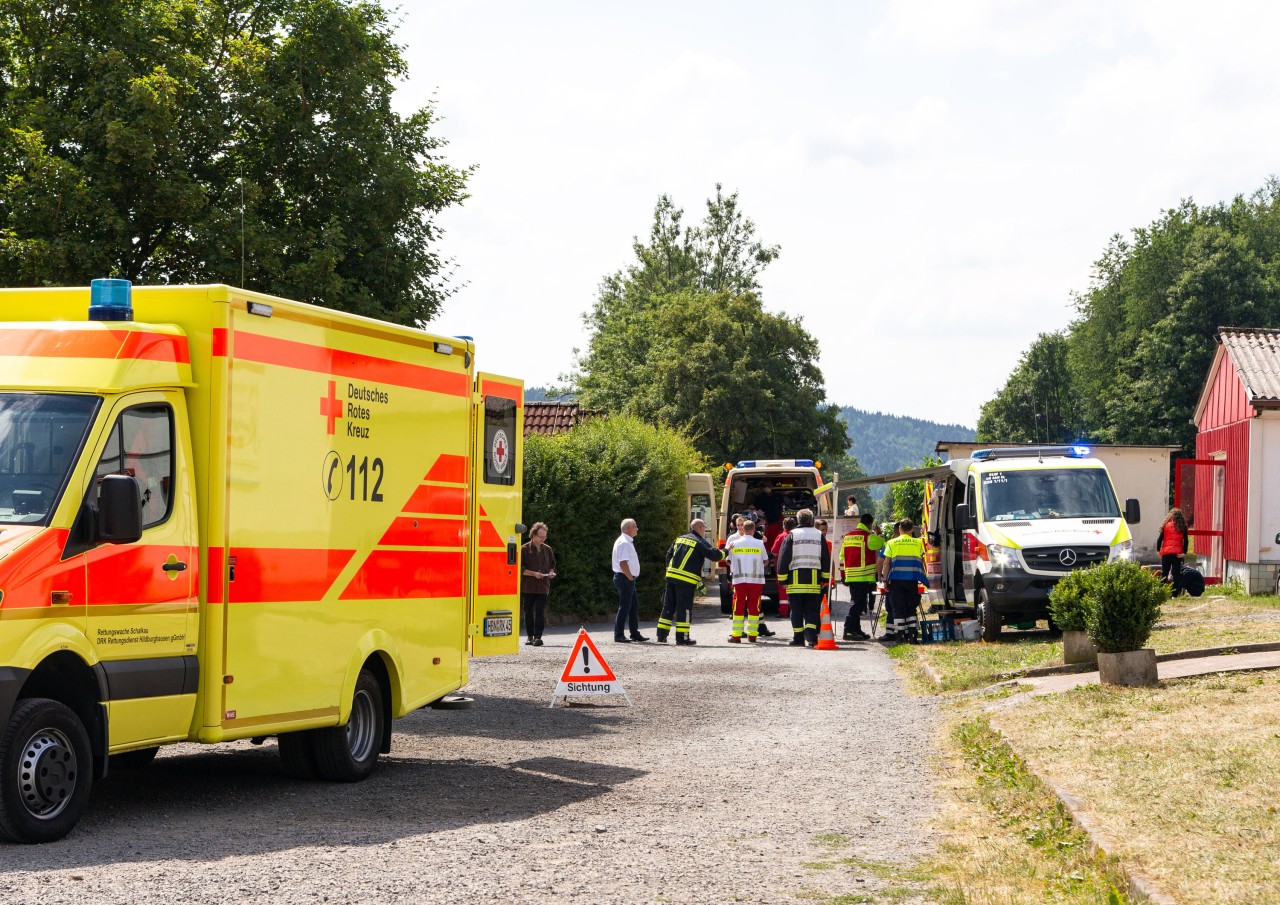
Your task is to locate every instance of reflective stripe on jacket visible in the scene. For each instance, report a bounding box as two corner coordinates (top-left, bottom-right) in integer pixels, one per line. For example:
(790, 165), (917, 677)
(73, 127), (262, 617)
(777, 527), (831, 594)
(665, 532), (723, 584)
(840, 529), (883, 582)
(726, 536), (767, 585)
(883, 534), (928, 586)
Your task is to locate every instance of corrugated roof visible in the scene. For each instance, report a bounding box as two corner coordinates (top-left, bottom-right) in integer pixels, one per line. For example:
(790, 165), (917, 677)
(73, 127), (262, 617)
(523, 401), (603, 437)
(1219, 327), (1280, 408)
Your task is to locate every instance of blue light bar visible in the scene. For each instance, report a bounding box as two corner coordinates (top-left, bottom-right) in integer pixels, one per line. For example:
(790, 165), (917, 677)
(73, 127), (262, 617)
(1071, 445), (1091, 457)
(89, 279), (133, 322)
(794, 459), (815, 468)
(736, 460), (756, 468)
(972, 449), (993, 460)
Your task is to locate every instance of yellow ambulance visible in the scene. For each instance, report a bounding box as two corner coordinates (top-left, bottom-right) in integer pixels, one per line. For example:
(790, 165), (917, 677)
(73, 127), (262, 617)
(0, 281), (522, 843)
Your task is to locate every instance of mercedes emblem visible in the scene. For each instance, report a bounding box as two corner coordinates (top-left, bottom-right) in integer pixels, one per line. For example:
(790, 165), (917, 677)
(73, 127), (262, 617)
(1059, 549), (1078, 566)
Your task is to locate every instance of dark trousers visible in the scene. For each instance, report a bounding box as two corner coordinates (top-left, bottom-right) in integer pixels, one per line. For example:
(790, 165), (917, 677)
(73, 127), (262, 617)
(887, 580), (921, 636)
(789, 592), (822, 644)
(613, 573), (639, 638)
(1160, 554), (1185, 596)
(658, 580), (696, 639)
(522, 592), (547, 640)
(843, 582), (874, 636)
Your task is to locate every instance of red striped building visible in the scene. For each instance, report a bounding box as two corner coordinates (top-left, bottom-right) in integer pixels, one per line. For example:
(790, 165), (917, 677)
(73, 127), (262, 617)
(1190, 328), (1280, 593)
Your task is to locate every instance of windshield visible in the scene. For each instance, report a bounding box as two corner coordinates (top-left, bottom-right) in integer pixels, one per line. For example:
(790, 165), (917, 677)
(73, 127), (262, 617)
(980, 468), (1120, 521)
(0, 394), (100, 525)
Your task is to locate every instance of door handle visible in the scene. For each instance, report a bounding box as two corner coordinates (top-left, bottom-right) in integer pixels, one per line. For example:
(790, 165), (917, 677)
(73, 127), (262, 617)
(162, 561), (188, 573)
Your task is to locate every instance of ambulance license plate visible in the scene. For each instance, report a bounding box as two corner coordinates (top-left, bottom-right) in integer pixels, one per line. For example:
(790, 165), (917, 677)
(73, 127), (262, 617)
(483, 615), (513, 637)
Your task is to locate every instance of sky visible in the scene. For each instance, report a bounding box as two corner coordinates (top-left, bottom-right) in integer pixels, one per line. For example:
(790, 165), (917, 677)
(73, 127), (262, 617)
(395, 0), (1280, 427)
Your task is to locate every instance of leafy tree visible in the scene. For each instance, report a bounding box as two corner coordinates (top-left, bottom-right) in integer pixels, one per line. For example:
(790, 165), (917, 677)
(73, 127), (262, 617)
(0, 0), (469, 324)
(888, 455), (941, 525)
(976, 332), (1079, 444)
(574, 187), (847, 464)
(581, 289), (848, 464)
(522, 416), (703, 621)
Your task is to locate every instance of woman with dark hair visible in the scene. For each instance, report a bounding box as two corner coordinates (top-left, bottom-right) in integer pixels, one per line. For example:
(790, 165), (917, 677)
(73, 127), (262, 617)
(1156, 508), (1190, 597)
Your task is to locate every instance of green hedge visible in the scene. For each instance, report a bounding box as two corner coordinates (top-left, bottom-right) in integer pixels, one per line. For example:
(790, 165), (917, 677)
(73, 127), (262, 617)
(1047, 567), (1097, 632)
(1083, 560), (1170, 653)
(522, 416), (704, 622)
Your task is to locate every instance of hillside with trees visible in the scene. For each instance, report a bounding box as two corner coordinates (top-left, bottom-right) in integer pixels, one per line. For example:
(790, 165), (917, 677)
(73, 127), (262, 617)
(840, 407), (975, 476)
(979, 180), (1280, 450)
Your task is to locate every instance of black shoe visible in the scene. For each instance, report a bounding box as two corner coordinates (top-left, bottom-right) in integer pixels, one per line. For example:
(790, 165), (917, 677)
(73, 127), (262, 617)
(788, 638), (805, 647)
(630, 634), (650, 642)
(759, 626), (777, 637)
(675, 638), (697, 646)
(532, 637), (544, 647)
(526, 637), (535, 645)
(842, 632), (855, 641)
(614, 636), (631, 643)
(655, 635), (668, 644)
(853, 631), (871, 641)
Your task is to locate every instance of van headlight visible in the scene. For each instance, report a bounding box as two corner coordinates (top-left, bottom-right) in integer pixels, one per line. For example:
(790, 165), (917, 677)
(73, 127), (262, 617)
(989, 544), (1018, 569)
(1111, 540), (1133, 561)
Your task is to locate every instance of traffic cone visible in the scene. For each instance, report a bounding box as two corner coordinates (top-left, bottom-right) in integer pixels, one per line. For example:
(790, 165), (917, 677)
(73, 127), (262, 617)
(814, 593), (839, 650)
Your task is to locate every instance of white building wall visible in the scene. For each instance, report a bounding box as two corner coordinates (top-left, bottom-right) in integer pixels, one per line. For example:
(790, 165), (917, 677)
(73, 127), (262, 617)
(1096, 449), (1174, 562)
(1254, 413), (1280, 564)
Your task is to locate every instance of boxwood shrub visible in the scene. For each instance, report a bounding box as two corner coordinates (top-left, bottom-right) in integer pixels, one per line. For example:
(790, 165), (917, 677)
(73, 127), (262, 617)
(1083, 560), (1170, 654)
(1047, 566), (1098, 633)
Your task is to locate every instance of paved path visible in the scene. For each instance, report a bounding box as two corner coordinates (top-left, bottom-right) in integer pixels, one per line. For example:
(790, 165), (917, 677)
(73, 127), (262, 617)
(1019, 649), (1280, 695)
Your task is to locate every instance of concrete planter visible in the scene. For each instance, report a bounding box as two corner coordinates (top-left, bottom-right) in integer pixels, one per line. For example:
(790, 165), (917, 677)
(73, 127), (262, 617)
(1062, 630), (1098, 666)
(1097, 649), (1159, 687)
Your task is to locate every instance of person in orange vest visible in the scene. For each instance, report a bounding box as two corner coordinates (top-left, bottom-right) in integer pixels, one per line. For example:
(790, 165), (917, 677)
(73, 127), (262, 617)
(840, 513), (884, 640)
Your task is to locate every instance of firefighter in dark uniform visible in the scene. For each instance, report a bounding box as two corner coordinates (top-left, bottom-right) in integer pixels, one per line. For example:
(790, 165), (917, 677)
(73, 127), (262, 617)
(658, 518), (724, 645)
(776, 508), (831, 647)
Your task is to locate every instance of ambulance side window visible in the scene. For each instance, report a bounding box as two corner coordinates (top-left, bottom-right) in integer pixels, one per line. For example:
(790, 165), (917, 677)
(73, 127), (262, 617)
(95, 405), (174, 529)
(483, 396), (517, 486)
(967, 477), (977, 520)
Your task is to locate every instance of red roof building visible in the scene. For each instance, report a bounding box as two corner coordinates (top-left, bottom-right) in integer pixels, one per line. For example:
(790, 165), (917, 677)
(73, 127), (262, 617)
(523, 401), (602, 438)
(1189, 327), (1280, 593)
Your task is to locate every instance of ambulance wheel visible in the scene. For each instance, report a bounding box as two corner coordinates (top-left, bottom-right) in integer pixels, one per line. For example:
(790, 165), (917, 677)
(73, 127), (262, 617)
(313, 670), (384, 783)
(0, 698), (93, 844)
(109, 746), (159, 770)
(975, 588), (1001, 642)
(278, 731), (320, 780)
(720, 581), (733, 615)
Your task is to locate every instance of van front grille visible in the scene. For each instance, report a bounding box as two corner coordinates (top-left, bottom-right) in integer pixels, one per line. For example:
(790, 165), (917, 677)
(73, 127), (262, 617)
(1021, 545), (1110, 571)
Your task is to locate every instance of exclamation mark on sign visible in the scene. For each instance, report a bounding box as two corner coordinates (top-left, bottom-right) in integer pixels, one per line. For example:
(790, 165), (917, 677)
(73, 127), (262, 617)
(582, 647), (591, 674)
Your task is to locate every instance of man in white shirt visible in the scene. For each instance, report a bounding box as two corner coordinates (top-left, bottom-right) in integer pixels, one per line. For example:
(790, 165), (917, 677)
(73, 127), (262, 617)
(611, 518), (648, 642)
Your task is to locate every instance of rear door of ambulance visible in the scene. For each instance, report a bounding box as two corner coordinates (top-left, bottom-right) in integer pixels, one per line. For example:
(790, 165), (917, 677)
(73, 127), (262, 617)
(469, 374), (523, 655)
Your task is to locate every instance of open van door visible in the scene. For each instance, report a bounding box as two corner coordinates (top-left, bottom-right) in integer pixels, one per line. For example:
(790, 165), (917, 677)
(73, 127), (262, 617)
(470, 374), (523, 656)
(686, 473), (718, 543)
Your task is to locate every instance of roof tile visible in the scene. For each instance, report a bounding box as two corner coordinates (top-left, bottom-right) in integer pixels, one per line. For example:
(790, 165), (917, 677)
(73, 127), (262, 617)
(523, 400), (603, 437)
(1219, 327), (1280, 407)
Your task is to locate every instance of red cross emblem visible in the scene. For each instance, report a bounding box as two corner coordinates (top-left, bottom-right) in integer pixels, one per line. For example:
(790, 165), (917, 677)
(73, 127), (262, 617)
(492, 429), (509, 473)
(320, 380), (343, 435)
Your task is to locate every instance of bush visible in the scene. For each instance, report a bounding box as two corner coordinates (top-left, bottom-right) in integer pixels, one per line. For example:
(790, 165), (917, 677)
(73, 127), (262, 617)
(1083, 560), (1170, 654)
(1047, 567), (1098, 632)
(522, 416), (704, 622)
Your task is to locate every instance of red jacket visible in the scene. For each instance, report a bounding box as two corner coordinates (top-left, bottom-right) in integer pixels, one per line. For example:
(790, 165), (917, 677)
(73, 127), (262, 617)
(1157, 523), (1188, 556)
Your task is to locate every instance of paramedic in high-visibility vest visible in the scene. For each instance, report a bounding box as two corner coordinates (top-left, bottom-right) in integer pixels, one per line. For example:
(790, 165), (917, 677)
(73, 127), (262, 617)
(776, 508), (831, 647)
(726, 519), (768, 643)
(879, 518), (928, 642)
(840, 513), (884, 640)
(658, 519), (724, 645)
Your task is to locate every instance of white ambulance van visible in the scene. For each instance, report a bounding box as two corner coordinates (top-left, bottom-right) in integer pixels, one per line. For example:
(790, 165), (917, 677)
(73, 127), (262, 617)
(925, 446), (1140, 641)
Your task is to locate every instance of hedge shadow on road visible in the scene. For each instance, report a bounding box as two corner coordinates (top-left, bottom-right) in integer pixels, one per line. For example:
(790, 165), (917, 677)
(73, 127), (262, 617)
(1, 747), (645, 869)
(397, 693), (631, 742)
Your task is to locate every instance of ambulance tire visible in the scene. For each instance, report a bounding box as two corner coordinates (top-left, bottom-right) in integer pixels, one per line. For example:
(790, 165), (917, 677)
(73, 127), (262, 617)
(277, 731), (320, 781)
(109, 746), (159, 770)
(0, 698), (94, 844)
(975, 587), (1001, 642)
(313, 670), (384, 783)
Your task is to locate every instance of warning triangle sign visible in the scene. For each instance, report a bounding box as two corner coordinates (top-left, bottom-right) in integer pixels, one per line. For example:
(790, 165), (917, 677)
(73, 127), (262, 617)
(559, 629), (618, 682)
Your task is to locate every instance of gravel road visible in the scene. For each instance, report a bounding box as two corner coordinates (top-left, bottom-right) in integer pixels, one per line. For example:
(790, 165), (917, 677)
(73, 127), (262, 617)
(0, 597), (939, 904)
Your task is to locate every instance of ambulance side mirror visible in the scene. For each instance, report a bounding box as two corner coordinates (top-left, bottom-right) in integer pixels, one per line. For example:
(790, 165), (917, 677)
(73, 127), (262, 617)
(98, 474), (144, 544)
(956, 503), (975, 531)
(1124, 499), (1141, 525)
